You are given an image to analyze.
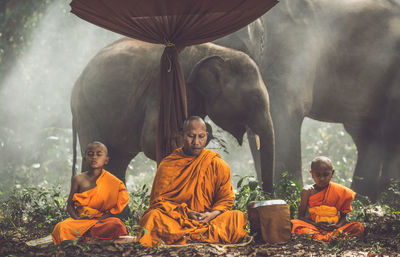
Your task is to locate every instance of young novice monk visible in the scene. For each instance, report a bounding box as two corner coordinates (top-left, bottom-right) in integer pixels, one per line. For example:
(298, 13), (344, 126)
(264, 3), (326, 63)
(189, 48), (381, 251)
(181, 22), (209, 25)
(52, 141), (129, 245)
(291, 156), (364, 242)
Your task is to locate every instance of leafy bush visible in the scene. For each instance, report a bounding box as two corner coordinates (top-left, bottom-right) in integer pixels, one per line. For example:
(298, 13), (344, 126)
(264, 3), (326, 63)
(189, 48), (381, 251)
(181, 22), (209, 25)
(378, 179), (400, 211)
(233, 173), (302, 219)
(128, 184), (150, 222)
(273, 172), (302, 219)
(233, 175), (271, 214)
(348, 185), (400, 237)
(0, 185), (67, 239)
(124, 184), (150, 236)
(1, 176), (399, 244)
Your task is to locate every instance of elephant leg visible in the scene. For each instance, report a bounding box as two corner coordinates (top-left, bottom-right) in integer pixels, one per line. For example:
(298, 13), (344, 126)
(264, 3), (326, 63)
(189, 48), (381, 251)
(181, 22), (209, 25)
(381, 151), (400, 194)
(105, 150), (138, 183)
(351, 142), (382, 201)
(380, 135), (400, 194)
(273, 111), (304, 186)
(378, 87), (400, 195)
(345, 124), (382, 201)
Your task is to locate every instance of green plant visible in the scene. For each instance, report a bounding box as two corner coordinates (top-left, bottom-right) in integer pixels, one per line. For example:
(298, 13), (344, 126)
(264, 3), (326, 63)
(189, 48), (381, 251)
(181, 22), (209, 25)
(273, 172), (302, 218)
(0, 185), (67, 238)
(128, 184), (150, 221)
(378, 179), (400, 211)
(233, 175), (271, 214)
(124, 184), (150, 235)
(328, 230), (361, 254)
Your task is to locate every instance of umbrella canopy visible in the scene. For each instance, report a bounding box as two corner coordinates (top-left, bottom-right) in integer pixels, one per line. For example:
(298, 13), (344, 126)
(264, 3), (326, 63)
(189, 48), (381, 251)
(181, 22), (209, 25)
(70, 0), (278, 163)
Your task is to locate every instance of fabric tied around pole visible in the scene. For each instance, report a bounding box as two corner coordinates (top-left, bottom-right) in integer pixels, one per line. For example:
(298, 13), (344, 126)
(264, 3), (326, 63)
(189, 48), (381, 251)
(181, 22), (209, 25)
(69, 0), (279, 162)
(156, 43), (187, 163)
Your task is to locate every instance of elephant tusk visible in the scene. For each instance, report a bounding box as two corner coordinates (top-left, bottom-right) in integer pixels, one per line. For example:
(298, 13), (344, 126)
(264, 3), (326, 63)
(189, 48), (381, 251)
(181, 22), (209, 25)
(255, 134), (260, 150)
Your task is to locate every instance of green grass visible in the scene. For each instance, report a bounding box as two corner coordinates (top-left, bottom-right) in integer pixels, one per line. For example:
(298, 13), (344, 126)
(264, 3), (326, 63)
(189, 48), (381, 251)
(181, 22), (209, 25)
(1, 178), (399, 249)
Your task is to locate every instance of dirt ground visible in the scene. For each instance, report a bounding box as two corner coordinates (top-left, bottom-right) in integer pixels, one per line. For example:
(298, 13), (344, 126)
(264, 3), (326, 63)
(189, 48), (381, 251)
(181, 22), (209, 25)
(1, 233), (399, 257)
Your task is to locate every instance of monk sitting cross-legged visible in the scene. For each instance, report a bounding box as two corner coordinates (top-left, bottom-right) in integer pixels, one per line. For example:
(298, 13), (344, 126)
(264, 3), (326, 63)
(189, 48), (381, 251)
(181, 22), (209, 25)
(291, 156), (364, 242)
(51, 141), (130, 245)
(138, 116), (247, 247)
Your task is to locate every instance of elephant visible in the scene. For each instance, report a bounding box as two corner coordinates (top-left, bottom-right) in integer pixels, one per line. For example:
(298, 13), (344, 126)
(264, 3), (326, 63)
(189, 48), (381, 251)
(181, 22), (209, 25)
(215, 0), (400, 200)
(71, 38), (275, 192)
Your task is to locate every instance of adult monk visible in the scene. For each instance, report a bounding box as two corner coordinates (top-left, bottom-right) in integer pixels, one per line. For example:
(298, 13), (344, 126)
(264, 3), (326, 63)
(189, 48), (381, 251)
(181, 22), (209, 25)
(139, 116), (247, 247)
(291, 156), (364, 242)
(52, 141), (129, 245)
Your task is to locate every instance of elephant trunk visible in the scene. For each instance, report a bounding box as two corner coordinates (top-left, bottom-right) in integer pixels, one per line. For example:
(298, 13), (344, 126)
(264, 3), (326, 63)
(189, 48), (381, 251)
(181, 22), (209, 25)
(247, 111), (275, 193)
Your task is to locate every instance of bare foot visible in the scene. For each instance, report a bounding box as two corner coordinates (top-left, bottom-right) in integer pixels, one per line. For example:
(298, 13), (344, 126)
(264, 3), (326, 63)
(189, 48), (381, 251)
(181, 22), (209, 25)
(113, 235), (137, 244)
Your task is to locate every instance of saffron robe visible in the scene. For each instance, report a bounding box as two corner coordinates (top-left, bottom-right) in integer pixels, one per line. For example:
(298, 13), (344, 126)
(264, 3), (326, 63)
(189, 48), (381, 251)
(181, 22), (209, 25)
(291, 182), (364, 242)
(52, 170), (129, 245)
(139, 148), (247, 247)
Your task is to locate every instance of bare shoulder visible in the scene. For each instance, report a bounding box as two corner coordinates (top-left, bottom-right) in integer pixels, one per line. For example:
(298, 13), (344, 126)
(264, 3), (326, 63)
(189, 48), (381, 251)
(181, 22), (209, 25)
(301, 185), (315, 197)
(72, 172), (88, 185)
(305, 184), (323, 197)
(303, 184), (314, 191)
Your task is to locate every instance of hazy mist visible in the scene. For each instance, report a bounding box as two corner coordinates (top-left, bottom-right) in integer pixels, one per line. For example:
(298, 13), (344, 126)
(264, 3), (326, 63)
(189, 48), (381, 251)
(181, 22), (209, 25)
(0, 0), (360, 192)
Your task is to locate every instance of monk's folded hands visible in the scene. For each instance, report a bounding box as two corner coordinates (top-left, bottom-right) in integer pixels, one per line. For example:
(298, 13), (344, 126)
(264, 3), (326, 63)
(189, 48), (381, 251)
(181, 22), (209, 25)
(198, 210), (222, 223)
(187, 211), (202, 221)
(316, 222), (338, 231)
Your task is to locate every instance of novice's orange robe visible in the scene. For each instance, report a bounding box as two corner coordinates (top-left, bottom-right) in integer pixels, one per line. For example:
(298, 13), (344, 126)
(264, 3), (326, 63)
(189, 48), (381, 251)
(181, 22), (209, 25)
(139, 148), (247, 247)
(291, 182), (364, 242)
(52, 170), (129, 245)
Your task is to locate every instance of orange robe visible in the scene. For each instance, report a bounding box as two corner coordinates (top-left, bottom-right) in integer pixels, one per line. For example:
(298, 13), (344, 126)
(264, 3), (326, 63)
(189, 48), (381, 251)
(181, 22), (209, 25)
(52, 169), (129, 245)
(139, 148), (247, 247)
(291, 182), (364, 242)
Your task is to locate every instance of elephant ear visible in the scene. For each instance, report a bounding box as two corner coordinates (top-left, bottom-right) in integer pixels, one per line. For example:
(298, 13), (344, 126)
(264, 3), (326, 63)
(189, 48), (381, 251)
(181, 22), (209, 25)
(187, 56), (225, 105)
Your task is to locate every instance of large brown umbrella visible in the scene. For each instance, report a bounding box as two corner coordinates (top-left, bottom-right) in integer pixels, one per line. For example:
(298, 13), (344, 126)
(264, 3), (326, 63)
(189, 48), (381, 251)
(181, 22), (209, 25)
(70, 0), (278, 163)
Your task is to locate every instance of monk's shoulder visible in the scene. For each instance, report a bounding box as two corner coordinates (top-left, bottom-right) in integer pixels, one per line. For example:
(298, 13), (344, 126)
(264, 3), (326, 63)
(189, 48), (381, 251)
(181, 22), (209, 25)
(302, 184), (315, 197)
(73, 172), (87, 184)
(303, 184), (315, 191)
(210, 153), (230, 170)
(102, 170), (125, 185)
(207, 151), (230, 175)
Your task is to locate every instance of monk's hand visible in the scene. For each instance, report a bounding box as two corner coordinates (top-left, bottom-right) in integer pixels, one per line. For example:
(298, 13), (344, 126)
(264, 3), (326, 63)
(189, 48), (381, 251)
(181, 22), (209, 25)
(75, 216), (91, 220)
(324, 222), (339, 231)
(188, 211), (203, 221)
(197, 210), (222, 223)
(315, 222), (328, 229)
(316, 222), (337, 231)
(93, 211), (111, 220)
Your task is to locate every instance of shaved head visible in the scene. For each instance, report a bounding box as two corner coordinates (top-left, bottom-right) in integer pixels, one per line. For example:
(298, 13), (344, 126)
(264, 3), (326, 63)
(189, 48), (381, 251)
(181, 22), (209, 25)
(311, 156), (333, 172)
(85, 141), (108, 155)
(183, 116), (206, 133)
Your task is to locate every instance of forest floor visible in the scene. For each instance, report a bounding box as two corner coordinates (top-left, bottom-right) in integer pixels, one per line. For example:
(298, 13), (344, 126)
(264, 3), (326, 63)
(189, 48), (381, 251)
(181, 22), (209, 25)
(2, 181), (400, 256)
(1, 231), (400, 257)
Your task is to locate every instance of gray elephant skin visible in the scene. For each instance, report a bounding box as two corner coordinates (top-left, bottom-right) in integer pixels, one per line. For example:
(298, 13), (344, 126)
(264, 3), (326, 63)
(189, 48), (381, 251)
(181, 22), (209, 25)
(71, 39), (275, 192)
(215, 0), (400, 200)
